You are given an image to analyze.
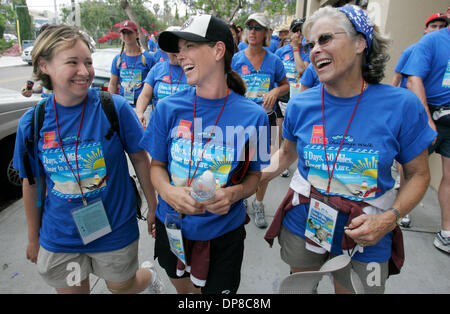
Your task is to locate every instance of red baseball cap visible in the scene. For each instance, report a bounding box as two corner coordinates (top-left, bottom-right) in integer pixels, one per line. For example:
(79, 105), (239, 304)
(119, 20), (138, 33)
(425, 13), (449, 28)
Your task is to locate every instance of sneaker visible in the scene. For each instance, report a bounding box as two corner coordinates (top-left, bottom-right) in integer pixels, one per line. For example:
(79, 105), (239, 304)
(252, 199), (267, 228)
(280, 169), (290, 177)
(141, 261), (165, 294)
(400, 214), (411, 228)
(433, 231), (450, 253)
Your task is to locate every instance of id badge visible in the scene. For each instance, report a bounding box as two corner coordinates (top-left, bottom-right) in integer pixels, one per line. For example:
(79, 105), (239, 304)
(71, 199), (112, 245)
(305, 197), (338, 252)
(442, 60), (450, 89)
(124, 87), (135, 104)
(290, 82), (302, 97)
(165, 213), (186, 264)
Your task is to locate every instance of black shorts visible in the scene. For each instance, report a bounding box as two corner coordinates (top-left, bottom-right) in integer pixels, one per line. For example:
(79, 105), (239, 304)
(154, 217), (246, 294)
(428, 122), (450, 158)
(273, 102), (284, 119)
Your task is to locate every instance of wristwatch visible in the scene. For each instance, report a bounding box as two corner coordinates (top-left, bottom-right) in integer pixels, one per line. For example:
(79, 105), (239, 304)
(387, 207), (402, 225)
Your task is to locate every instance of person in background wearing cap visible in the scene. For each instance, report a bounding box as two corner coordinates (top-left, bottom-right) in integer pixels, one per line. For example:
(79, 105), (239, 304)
(402, 19), (450, 254)
(261, 5), (436, 293)
(140, 14), (270, 294)
(274, 18), (310, 179)
(135, 45), (189, 129)
(108, 20), (156, 107)
(392, 13), (448, 89)
(390, 12), (448, 228)
(232, 12), (289, 229)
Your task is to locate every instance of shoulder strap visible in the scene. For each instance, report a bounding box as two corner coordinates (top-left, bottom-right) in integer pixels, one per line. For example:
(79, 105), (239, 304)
(99, 91), (120, 140)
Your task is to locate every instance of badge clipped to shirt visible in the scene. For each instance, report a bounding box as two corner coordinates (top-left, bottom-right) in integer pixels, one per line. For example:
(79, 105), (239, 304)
(305, 197), (339, 252)
(71, 198), (112, 245)
(123, 86), (135, 104)
(165, 213), (186, 264)
(442, 59), (450, 89)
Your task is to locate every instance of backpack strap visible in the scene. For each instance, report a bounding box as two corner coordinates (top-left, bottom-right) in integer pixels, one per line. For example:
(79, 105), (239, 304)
(23, 99), (46, 185)
(99, 91), (120, 140)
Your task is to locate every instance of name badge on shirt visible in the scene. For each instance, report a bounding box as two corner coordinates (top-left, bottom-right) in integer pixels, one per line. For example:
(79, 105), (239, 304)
(442, 60), (450, 89)
(71, 199), (112, 245)
(165, 213), (186, 264)
(305, 197), (338, 252)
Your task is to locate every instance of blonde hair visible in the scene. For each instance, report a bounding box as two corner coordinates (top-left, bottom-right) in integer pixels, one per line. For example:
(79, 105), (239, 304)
(32, 24), (94, 90)
(115, 34), (146, 69)
(241, 27), (271, 47)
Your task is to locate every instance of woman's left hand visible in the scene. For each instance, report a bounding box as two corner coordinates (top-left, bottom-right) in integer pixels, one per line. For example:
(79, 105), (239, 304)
(344, 212), (396, 247)
(200, 188), (235, 215)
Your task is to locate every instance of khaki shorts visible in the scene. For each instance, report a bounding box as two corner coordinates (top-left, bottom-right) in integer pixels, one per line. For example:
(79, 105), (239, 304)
(37, 240), (139, 289)
(278, 225), (388, 294)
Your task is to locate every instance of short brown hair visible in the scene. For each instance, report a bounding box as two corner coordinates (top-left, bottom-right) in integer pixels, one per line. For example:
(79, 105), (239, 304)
(32, 24), (94, 90)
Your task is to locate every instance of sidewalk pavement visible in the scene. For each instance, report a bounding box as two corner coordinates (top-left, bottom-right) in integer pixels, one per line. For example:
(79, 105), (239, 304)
(0, 56), (27, 68)
(0, 162), (448, 294)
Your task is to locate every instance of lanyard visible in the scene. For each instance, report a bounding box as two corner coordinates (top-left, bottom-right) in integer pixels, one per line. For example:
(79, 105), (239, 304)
(321, 80), (365, 197)
(123, 52), (140, 71)
(53, 95), (88, 206)
(168, 64), (184, 95)
(187, 90), (229, 187)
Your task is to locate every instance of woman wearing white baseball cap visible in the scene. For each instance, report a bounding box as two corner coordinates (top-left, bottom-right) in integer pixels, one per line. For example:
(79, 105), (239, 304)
(140, 14), (270, 294)
(232, 12), (290, 229)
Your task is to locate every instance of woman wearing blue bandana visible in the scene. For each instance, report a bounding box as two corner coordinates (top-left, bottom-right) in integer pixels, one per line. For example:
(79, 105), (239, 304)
(261, 5), (436, 293)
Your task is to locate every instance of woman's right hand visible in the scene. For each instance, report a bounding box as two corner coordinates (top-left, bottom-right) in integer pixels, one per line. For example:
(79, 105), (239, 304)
(137, 111), (147, 129)
(26, 240), (40, 264)
(163, 185), (205, 215)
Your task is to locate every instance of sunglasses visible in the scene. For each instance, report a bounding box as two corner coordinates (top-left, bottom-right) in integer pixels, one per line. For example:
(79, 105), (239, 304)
(303, 32), (346, 51)
(246, 25), (264, 32)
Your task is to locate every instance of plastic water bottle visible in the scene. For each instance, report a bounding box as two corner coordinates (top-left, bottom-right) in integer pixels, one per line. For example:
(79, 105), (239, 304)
(190, 170), (216, 202)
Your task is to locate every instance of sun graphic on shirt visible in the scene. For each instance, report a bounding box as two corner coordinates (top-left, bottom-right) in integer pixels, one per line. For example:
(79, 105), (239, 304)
(81, 148), (105, 170)
(349, 156), (378, 179)
(210, 154), (233, 174)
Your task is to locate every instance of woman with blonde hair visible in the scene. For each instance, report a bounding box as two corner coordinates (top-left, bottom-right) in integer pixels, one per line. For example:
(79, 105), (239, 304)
(108, 20), (155, 107)
(13, 24), (163, 294)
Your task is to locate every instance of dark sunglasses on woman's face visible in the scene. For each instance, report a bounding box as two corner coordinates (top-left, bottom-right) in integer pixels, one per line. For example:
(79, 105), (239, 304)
(246, 25), (264, 31)
(303, 31), (346, 52)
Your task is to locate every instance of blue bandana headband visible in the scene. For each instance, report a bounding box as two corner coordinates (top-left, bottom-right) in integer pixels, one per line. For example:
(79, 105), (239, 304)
(337, 5), (374, 58)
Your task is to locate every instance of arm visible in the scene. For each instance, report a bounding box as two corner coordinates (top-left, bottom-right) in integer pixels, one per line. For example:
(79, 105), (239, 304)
(345, 149), (430, 246)
(263, 77), (289, 111)
(291, 33), (308, 77)
(260, 138), (298, 184)
(108, 74), (119, 94)
(22, 178), (44, 263)
(135, 83), (153, 129)
(128, 150), (158, 237)
(391, 72), (402, 87)
(150, 159), (205, 216)
(407, 75), (436, 133)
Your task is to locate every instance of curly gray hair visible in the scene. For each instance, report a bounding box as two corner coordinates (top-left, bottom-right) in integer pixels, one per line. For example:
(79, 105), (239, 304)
(303, 6), (391, 84)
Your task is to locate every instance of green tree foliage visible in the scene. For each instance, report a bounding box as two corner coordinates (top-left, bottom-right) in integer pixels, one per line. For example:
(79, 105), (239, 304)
(61, 0), (164, 41)
(15, 0), (34, 41)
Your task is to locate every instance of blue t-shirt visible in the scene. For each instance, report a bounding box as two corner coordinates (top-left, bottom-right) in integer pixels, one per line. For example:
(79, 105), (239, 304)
(13, 89), (145, 253)
(394, 44), (415, 89)
(282, 83), (436, 262)
(402, 27), (450, 107)
(153, 49), (169, 63)
(140, 87), (270, 241)
(300, 63), (320, 88)
(275, 44), (310, 83)
(110, 51), (156, 105)
(144, 61), (189, 106)
(147, 38), (158, 52)
(231, 50), (286, 110)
